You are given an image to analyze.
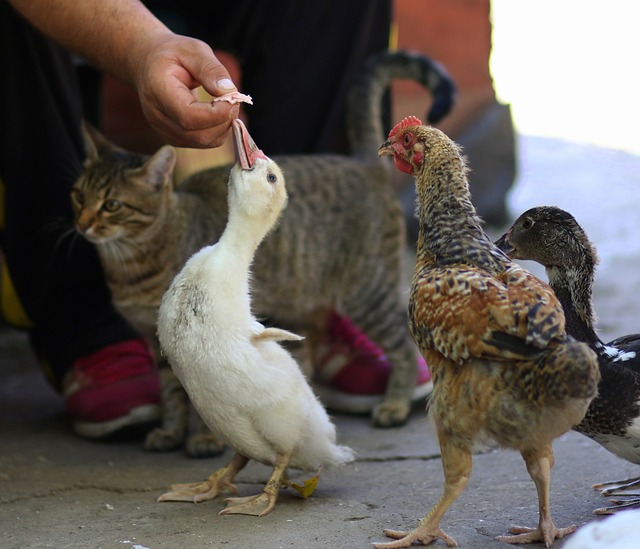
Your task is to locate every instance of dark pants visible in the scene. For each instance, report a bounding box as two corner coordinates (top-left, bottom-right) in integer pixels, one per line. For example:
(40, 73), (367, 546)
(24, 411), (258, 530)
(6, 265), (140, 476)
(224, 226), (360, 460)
(0, 0), (391, 384)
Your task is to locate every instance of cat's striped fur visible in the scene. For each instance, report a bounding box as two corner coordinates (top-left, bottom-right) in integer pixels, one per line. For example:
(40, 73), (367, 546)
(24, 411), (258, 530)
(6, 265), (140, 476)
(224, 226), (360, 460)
(72, 50), (455, 456)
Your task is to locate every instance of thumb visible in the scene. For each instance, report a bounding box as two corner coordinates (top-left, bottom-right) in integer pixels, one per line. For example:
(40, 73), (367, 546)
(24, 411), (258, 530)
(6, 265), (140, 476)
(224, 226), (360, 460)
(197, 56), (238, 98)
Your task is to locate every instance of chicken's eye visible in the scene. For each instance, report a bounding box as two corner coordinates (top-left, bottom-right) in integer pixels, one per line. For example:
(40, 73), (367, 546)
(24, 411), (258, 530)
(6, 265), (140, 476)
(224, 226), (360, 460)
(103, 199), (122, 213)
(266, 172), (277, 184)
(403, 133), (412, 146)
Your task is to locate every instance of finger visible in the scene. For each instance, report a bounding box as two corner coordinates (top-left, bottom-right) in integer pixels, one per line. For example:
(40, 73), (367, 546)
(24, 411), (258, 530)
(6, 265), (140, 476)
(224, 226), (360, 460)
(148, 105), (237, 149)
(161, 71), (240, 130)
(178, 42), (238, 98)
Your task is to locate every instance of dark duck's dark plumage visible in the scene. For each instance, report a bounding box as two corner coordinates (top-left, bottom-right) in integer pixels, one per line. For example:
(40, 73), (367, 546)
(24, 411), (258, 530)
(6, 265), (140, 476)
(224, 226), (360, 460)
(496, 205), (640, 514)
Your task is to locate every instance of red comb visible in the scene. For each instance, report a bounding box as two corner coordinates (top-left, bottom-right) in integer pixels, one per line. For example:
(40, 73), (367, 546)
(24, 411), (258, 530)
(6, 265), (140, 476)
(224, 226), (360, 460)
(388, 116), (423, 138)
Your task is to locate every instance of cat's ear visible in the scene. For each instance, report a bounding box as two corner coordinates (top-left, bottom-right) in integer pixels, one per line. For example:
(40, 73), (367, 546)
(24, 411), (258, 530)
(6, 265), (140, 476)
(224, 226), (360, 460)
(81, 120), (123, 166)
(139, 146), (177, 190)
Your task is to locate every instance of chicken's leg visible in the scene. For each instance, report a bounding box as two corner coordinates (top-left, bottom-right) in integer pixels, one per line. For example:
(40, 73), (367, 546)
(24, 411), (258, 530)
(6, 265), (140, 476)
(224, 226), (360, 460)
(158, 452), (249, 503)
(220, 451), (292, 517)
(374, 435), (472, 548)
(497, 446), (575, 547)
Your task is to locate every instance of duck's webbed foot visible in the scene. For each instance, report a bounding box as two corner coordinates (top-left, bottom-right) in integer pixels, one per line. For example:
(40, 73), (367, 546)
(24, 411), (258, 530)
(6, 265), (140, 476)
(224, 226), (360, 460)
(158, 453), (248, 503)
(593, 475), (640, 495)
(220, 491), (278, 517)
(593, 475), (640, 514)
(594, 496), (640, 515)
(220, 451), (291, 517)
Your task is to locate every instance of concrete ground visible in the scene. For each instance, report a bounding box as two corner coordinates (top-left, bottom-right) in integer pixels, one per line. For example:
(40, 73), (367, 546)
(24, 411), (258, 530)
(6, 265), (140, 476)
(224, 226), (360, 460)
(2, 134), (640, 548)
(1, 328), (638, 549)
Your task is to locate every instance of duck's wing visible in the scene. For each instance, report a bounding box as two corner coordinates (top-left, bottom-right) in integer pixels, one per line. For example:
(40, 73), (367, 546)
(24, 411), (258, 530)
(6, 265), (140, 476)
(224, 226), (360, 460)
(251, 326), (304, 343)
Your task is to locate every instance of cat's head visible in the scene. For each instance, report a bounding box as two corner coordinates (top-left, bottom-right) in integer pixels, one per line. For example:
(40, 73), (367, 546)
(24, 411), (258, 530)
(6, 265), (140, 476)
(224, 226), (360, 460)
(71, 122), (177, 244)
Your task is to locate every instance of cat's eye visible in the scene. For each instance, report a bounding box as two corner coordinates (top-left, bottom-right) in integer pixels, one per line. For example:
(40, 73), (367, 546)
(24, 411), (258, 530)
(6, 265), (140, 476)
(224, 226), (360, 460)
(266, 173), (277, 184)
(102, 199), (122, 213)
(73, 190), (85, 206)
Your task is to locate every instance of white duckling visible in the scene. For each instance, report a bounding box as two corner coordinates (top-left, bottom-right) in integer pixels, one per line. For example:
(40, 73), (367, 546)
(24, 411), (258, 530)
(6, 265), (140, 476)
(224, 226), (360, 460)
(562, 509), (640, 549)
(156, 119), (354, 516)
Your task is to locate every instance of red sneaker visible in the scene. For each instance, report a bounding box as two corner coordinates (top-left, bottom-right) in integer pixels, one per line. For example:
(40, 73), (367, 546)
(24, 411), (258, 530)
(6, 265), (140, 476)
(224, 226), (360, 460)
(63, 338), (161, 440)
(313, 310), (432, 413)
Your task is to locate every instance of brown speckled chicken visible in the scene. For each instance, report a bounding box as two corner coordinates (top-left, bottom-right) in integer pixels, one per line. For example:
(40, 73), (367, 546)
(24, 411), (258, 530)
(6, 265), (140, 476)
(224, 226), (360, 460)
(375, 117), (601, 548)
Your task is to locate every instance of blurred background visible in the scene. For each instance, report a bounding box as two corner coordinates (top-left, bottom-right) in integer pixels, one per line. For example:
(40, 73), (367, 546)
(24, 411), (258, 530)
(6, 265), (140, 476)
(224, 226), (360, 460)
(491, 0), (640, 339)
(87, 0), (640, 338)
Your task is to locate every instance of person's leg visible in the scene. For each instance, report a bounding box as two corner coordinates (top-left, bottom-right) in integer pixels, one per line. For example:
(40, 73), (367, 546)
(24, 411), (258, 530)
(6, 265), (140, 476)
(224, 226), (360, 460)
(182, 1), (430, 410)
(241, 0), (393, 154)
(174, 0), (392, 155)
(0, 2), (160, 438)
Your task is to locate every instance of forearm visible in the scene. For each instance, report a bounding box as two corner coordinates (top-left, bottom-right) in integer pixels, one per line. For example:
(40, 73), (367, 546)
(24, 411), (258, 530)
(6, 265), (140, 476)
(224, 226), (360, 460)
(8, 0), (170, 85)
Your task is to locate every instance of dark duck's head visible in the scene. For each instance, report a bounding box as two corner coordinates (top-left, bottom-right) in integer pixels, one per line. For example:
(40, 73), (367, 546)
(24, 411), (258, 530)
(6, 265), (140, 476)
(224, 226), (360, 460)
(496, 206), (600, 345)
(495, 206), (598, 271)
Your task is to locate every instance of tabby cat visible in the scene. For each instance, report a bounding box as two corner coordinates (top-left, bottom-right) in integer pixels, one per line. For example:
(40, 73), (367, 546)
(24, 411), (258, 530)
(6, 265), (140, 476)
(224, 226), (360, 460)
(72, 50), (455, 456)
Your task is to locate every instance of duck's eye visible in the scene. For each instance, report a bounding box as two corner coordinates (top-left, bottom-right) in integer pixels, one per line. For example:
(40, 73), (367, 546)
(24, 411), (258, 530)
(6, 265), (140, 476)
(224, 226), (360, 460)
(102, 199), (122, 213)
(266, 172), (277, 184)
(522, 217), (534, 230)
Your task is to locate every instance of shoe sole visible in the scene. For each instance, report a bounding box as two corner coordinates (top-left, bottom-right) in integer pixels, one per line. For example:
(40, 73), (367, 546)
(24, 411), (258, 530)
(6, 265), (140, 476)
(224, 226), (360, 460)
(313, 380), (433, 414)
(73, 403), (162, 441)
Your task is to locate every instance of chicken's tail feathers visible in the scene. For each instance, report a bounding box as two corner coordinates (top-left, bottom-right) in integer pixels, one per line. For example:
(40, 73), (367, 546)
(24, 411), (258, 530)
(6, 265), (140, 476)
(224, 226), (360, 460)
(346, 49), (456, 162)
(537, 338), (601, 403)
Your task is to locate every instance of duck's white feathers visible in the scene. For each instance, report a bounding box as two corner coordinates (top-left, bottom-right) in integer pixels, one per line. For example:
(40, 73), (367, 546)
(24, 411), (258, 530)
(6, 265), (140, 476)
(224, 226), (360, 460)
(157, 156), (354, 472)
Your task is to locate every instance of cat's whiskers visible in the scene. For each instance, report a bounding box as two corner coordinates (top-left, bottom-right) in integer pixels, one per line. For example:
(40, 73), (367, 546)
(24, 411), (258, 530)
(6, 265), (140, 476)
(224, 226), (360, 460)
(35, 216), (82, 261)
(56, 228), (84, 261)
(99, 239), (131, 275)
(99, 238), (158, 283)
(51, 154), (82, 183)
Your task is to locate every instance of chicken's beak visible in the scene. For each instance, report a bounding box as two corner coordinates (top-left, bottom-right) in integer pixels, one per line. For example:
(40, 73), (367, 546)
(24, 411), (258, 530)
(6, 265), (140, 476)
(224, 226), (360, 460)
(378, 140), (394, 157)
(232, 118), (268, 170)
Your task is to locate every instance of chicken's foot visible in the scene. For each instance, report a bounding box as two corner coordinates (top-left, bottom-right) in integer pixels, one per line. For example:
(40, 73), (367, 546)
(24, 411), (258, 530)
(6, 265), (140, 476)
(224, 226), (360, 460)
(157, 452), (249, 503)
(374, 436), (471, 548)
(497, 447), (575, 548)
(220, 451), (291, 517)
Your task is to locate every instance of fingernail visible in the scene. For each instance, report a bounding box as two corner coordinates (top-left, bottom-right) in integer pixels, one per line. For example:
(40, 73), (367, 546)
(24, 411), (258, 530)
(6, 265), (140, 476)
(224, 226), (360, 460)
(217, 78), (236, 91)
(228, 104), (240, 119)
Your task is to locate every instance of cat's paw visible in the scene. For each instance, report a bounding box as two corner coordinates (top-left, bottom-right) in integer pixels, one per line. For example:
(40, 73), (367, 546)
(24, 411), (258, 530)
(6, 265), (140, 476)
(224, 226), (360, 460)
(372, 399), (410, 428)
(186, 433), (226, 458)
(144, 427), (185, 452)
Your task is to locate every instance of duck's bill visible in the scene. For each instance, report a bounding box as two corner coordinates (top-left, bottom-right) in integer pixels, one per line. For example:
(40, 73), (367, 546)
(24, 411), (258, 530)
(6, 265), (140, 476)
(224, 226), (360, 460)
(494, 233), (515, 256)
(232, 118), (268, 170)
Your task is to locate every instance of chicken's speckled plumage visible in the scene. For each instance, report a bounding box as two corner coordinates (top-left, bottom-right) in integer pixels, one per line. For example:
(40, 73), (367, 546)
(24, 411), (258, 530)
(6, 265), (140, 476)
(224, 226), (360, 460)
(375, 119), (600, 548)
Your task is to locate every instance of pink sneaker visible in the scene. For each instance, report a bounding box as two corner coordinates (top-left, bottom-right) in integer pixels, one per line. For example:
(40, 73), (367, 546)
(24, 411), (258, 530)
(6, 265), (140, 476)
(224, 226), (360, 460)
(313, 310), (432, 413)
(63, 338), (161, 440)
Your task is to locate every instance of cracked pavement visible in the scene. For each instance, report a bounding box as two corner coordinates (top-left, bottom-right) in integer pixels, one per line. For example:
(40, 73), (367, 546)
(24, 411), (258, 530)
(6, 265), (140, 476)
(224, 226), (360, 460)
(3, 134), (640, 547)
(1, 317), (637, 548)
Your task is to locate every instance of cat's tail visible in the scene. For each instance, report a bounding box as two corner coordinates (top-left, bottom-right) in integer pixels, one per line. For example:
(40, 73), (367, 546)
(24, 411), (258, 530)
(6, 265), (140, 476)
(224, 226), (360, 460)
(346, 49), (456, 162)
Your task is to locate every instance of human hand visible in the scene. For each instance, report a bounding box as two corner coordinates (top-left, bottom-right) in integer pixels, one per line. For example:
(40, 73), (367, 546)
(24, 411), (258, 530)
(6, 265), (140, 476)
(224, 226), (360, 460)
(132, 31), (241, 148)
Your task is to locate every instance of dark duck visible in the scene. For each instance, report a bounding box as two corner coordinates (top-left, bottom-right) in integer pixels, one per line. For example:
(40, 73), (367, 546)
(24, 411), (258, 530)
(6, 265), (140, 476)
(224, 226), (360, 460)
(496, 205), (640, 514)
